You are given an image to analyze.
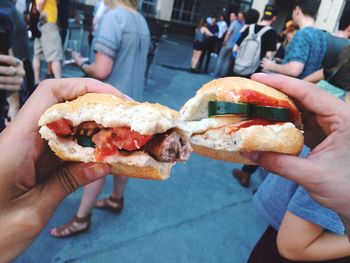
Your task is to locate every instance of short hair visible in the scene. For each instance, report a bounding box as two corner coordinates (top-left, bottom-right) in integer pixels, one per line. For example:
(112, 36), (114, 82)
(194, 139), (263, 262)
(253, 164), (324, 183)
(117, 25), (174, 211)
(293, 0), (321, 19)
(244, 9), (260, 25)
(339, 5), (350, 30)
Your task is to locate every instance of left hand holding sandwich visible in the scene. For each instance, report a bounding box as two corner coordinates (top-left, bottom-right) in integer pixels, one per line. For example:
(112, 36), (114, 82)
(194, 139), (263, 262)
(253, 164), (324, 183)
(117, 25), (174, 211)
(244, 73), (350, 222)
(0, 78), (125, 262)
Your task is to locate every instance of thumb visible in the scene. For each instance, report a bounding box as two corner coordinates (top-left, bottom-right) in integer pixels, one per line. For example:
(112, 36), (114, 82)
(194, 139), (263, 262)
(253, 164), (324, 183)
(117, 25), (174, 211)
(39, 162), (110, 207)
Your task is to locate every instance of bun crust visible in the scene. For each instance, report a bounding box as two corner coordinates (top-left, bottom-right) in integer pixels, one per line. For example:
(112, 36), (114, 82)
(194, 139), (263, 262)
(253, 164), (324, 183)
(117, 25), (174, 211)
(180, 77), (300, 122)
(39, 93), (181, 135)
(190, 123), (303, 164)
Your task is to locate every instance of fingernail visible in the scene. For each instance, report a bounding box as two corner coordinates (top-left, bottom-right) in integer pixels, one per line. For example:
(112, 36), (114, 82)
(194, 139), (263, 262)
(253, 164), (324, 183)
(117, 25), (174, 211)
(84, 163), (110, 180)
(241, 152), (260, 162)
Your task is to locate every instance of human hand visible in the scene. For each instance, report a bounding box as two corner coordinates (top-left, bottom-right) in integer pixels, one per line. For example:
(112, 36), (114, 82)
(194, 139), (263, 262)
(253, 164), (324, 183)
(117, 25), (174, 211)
(0, 55), (25, 91)
(0, 78), (127, 262)
(243, 73), (350, 220)
(72, 51), (84, 66)
(260, 58), (275, 72)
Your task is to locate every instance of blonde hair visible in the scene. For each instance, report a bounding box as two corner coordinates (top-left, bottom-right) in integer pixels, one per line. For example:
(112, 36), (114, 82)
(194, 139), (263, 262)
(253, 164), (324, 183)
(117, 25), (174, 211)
(107, 0), (138, 10)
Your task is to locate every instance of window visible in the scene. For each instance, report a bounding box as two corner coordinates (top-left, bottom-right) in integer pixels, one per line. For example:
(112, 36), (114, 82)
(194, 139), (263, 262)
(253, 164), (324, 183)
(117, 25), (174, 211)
(238, 0), (253, 12)
(171, 0), (198, 24)
(139, 0), (157, 17)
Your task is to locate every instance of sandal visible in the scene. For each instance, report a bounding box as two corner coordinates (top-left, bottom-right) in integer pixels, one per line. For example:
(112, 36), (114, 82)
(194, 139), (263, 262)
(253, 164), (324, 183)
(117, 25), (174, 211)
(49, 214), (91, 238)
(94, 196), (124, 213)
(232, 169), (251, 188)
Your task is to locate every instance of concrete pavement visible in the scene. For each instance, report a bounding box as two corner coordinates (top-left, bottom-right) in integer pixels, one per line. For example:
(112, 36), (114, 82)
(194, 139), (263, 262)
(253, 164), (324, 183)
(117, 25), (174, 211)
(15, 36), (268, 263)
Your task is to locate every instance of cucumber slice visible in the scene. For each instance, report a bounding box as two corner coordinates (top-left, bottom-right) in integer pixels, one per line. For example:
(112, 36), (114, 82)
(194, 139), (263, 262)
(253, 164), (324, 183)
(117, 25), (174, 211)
(251, 105), (290, 121)
(77, 136), (95, 148)
(208, 101), (250, 117)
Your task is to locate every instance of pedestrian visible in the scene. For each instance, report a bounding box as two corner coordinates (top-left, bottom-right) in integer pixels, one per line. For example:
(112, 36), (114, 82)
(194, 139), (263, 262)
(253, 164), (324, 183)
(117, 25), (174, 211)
(214, 11), (245, 77)
(197, 15), (218, 73)
(261, 0), (327, 79)
(303, 7), (350, 84)
(190, 18), (213, 73)
(216, 14), (228, 54)
(49, 0), (151, 237)
(233, 4), (278, 77)
(32, 0), (63, 84)
(57, 0), (71, 45)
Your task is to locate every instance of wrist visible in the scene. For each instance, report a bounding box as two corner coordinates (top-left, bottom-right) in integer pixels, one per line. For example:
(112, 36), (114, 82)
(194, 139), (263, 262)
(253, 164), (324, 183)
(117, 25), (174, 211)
(79, 61), (88, 72)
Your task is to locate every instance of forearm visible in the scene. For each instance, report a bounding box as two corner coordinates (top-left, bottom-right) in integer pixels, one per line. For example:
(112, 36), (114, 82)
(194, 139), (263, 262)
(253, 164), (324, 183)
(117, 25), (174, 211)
(269, 62), (300, 77)
(298, 233), (350, 261)
(303, 69), (324, 83)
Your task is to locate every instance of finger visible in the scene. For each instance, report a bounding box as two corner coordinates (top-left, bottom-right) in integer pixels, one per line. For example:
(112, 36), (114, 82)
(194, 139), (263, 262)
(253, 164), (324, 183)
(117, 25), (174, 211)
(241, 151), (317, 186)
(0, 66), (17, 76)
(0, 55), (21, 67)
(0, 76), (23, 85)
(0, 84), (21, 91)
(251, 73), (346, 116)
(40, 162), (110, 207)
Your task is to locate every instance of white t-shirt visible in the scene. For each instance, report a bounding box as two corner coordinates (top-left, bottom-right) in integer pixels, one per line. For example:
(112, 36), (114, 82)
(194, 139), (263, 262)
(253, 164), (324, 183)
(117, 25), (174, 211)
(217, 20), (228, 39)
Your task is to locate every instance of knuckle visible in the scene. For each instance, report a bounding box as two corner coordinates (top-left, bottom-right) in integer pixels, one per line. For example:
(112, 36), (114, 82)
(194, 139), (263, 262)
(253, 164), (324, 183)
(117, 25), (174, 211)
(56, 167), (79, 195)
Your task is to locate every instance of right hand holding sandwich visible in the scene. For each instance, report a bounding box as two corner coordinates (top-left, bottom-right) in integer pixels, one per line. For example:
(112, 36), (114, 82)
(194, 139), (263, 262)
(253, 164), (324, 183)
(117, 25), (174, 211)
(0, 78), (124, 262)
(244, 73), (350, 220)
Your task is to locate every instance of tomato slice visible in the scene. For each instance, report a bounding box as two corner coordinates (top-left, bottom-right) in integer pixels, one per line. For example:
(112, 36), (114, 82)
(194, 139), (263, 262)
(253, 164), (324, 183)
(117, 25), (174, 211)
(110, 127), (152, 151)
(47, 119), (73, 136)
(226, 119), (276, 134)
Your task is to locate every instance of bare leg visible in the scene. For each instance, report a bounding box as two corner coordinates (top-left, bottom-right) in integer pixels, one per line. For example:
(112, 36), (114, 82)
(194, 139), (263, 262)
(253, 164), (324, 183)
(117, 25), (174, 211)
(191, 50), (197, 68)
(111, 175), (128, 199)
(77, 178), (105, 217)
(192, 51), (202, 69)
(33, 58), (41, 84)
(50, 178), (105, 237)
(51, 60), (62, 78)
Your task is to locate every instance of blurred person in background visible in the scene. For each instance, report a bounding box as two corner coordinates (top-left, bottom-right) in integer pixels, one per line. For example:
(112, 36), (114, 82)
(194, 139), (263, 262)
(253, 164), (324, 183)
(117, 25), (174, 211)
(32, 0), (63, 84)
(304, 7), (350, 85)
(261, 0), (327, 79)
(197, 15), (218, 73)
(57, 0), (71, 46)
(214, 11), (245, 77)
(50, 0), (151, 238)
(216, 14), (228, 54)
(190, 18), (213, 73)
(274, 20), (297, 63)
(233, 4), (278, 77)
(89, 0), (108, 61)
(233, 19), (296, 188)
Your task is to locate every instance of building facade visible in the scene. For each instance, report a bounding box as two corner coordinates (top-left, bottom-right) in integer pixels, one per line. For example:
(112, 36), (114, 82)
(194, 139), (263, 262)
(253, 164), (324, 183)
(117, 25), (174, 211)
(138, 0), (349, 33)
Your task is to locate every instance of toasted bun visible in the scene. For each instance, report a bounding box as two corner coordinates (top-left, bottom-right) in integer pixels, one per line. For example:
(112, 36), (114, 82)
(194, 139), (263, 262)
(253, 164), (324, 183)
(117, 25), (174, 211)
(180, 77), (304, 163)
(39, 93), (181, 135)
(39, 93), (186, 180)
(180, 77), (300, 122)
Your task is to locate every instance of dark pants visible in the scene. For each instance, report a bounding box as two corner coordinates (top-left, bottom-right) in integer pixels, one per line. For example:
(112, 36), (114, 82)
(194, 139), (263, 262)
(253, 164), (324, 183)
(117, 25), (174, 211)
(248, 226), (350, 263)
(198, 37), (217, 72)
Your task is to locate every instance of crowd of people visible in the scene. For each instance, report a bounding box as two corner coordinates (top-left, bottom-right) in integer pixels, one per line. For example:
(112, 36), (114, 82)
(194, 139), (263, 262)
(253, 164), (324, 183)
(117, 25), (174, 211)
(1, 0), (350, 262)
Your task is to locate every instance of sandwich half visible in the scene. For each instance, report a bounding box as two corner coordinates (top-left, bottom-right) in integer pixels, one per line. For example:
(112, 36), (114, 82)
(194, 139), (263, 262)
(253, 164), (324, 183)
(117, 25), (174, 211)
(39, 93), (192, 180)
(180, 77), (304, 164)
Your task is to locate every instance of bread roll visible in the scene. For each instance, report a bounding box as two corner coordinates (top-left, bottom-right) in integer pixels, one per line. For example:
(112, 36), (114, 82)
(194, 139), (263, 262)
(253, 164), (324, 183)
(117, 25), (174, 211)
(180, 77), (304, 164)
(39, 93), (190, 180)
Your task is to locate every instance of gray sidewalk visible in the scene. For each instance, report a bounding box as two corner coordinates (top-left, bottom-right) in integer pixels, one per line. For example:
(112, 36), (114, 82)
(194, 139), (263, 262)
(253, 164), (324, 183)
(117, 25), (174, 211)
(15, 36), (267, 263)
